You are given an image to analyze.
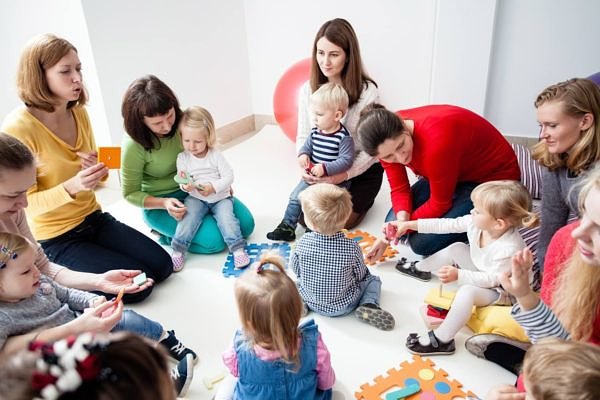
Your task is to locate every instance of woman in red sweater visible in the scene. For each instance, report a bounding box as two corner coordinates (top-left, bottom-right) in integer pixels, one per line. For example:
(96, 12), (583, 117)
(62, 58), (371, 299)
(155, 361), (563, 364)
(360, 103), (520, 259)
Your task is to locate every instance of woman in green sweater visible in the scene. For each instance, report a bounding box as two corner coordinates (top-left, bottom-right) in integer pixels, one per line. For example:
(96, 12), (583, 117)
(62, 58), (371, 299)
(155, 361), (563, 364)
(120, 75), (254, 255)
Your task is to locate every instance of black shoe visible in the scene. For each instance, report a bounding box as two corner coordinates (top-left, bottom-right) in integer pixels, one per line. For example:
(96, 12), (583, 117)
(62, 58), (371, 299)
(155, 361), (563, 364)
(395, 258), (431, 281)
(160, 330), (198, 364)
(355, 303), (395, 331)
(465, 333), (530, 374)
(267, 222), (296, 241)
(406, 331), (455, 355)
(171, 354), (194, 397)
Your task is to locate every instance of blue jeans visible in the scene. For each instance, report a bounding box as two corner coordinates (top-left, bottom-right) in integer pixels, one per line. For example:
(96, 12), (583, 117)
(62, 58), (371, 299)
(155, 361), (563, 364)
(283, 180), (350, 228)
(172, 196), (245, 253)
(112, 310), (163, 340)
(321, 276), (382, 317)
(385, 180), (479, 256)
(143, 190), (254, 254)
(40, 211), (172, 303)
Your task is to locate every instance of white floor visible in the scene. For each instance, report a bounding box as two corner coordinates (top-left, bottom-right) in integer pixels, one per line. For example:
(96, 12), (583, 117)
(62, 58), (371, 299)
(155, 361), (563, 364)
(99, 125), (516, 399)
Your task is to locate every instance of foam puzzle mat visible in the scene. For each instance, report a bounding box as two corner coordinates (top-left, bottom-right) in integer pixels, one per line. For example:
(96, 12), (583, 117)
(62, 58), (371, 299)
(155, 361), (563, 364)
(222, 242), (292, 277)
(355, 355), (477, 400)
(344, 229), (398, 265)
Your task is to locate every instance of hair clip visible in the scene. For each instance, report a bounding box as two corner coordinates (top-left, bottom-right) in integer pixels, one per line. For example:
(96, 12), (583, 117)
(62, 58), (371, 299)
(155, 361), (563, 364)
(30, 333), (107, 400)
(0, 245), (18, 269)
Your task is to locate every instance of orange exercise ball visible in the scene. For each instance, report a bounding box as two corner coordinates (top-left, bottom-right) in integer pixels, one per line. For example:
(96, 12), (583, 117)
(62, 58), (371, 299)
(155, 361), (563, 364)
(273, 58), (311, 142)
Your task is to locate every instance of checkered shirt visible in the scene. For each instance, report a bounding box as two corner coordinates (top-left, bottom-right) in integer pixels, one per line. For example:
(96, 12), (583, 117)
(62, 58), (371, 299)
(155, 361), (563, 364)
(291, 231), (375, 314)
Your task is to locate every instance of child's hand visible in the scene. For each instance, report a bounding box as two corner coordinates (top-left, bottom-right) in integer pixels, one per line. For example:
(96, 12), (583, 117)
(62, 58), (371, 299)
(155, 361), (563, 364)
(311, 163), (325, 177)
(89, 296), (106, 308)
(499, 248), (534, 299)
(485, 384), (526, 400)
(298, 154), (310, 169)
(180, 183), (194, 193)
(365, 238), (389, 264)
(77, 300), (123, 333)
(197, 182), (215, 196)
(396, 220), (417, 237)
(438, 265), (458, 283)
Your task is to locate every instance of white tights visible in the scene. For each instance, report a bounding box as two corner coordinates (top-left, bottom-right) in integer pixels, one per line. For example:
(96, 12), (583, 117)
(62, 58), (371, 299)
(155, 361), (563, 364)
(417, 242), (475, 272)
(432, 285), (499, 343)
(416, 242), (500, 344)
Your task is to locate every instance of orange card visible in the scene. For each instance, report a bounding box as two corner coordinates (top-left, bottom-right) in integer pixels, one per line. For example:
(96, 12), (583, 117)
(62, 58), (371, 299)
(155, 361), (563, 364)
(98, 147), (121, 169)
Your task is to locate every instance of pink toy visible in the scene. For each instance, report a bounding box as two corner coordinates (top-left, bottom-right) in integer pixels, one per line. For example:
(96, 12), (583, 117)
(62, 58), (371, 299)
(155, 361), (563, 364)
(385, 223), (398, 244)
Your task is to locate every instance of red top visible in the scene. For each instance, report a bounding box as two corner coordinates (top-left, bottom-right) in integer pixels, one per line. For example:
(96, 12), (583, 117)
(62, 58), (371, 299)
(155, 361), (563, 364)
(540, 221), (600, 345)
(380, 105), (520, 220)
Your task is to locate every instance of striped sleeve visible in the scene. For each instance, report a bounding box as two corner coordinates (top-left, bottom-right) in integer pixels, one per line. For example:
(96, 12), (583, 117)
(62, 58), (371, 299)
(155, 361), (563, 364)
(511, 300), (570, 343)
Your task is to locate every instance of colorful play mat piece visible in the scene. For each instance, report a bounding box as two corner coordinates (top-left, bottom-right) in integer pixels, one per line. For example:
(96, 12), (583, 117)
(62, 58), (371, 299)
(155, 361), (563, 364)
(344, 229), (398, 265)
(222, 242), (291, 277)
(355, 355), (477, 400)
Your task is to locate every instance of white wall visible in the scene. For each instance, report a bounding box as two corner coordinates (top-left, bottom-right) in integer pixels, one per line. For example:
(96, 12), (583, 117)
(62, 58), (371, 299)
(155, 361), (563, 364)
(81, 0), (252, 144)
(0, 0), (111, 144)
(245, 0), (499, 116)
(2, 1), (599, 142)
(485, 0), (600, 137)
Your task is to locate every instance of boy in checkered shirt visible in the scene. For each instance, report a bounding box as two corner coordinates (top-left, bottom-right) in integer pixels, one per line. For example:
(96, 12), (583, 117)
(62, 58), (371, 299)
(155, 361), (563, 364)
(290, 183), (395, 330)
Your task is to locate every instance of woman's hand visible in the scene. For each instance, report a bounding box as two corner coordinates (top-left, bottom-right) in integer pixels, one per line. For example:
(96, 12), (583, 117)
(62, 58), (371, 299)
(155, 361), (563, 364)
(77, 151), (99, 170)
(302, 170), (348, 185)
(75, 300), (123, 334)
(365, 238), (389, 264)
(164, 197), (186, 221)
(96, 269), (154, 294)
(438, 265), (459, 283)
(499, 248), (537, 305)
(63, 163), (108, 196)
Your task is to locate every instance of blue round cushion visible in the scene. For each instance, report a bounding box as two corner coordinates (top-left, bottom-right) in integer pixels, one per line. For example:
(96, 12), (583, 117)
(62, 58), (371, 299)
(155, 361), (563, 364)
(142, 194), (255, 254)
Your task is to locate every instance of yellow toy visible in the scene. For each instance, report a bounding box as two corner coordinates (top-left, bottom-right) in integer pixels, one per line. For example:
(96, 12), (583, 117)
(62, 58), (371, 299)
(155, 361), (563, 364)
(424, 285), (456, 310)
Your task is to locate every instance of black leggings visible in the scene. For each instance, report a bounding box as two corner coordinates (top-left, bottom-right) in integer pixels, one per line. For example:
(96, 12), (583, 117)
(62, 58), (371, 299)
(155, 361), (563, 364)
(348, 162), (384, 214)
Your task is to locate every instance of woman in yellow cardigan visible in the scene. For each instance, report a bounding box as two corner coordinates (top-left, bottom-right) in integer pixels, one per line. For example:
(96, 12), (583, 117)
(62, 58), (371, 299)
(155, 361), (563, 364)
(1, 34), (172, 303)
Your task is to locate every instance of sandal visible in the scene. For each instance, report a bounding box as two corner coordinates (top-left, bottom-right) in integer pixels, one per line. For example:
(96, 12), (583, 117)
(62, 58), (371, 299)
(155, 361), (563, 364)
(395, 258), (431, 281)
(406, 330), (455, 355)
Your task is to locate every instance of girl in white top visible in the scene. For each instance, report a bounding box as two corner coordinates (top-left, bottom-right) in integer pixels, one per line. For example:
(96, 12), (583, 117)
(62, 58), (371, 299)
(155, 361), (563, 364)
(170, 107), (249, 271)
(387, 180), (539, 354)
(297, 18), (382, 228)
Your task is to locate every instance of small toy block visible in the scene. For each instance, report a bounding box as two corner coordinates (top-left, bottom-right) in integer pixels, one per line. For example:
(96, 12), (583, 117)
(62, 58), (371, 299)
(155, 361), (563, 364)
(385, 223), (398, 243)
(203, 369), (227, 389)
(424, 287), (456, 310)
(132, 272), (147, 286)
(222, 242), (291, 277)
(419, 304), (445, 330)
(344, 229), (398, 266)
(98, 146), (121, 169)
(355, 355), (478, 400)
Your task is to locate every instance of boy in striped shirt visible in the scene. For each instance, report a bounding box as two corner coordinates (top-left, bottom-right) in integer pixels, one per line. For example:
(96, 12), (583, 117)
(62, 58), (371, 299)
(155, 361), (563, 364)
(268, 83), (354, 241)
